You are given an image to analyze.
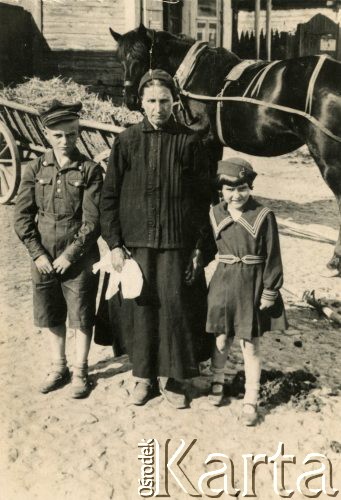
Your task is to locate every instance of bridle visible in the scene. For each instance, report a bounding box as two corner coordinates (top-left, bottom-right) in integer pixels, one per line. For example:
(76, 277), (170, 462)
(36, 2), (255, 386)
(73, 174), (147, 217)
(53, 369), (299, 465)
(123, 29), (156, 97)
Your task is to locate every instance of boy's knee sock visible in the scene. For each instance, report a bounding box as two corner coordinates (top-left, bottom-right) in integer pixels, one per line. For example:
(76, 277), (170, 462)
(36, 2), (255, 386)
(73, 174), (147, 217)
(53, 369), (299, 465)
(73, 361), (88, 377)
(52, 355), (67, 372)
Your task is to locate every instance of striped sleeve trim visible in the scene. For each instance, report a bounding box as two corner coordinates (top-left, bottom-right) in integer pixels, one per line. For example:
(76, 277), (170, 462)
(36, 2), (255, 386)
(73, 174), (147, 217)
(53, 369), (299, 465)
(261, 289), (278, 301)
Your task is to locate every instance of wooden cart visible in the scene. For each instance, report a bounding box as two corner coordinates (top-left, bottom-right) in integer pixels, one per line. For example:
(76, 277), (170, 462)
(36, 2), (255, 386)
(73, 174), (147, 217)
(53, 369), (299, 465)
(0, 97), (124, 204)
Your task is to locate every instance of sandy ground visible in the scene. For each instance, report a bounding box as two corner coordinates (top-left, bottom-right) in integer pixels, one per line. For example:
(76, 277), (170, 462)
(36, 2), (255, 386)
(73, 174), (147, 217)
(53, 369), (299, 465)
(1, 147), (341, 500)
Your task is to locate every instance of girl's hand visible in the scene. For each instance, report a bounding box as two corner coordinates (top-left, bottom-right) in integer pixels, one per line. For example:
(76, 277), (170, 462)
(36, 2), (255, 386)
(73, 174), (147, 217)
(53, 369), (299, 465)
(185, 249), (204, 286)
(259, 298), (275, 310)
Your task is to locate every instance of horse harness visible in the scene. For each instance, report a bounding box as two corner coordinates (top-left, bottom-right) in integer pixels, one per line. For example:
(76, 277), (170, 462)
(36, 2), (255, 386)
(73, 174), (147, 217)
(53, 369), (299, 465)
(173, 43), (341, 144)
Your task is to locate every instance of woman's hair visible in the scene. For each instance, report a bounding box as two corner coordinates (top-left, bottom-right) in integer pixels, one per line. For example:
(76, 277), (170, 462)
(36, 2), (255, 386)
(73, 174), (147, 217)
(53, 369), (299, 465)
(216, 174), (254, 190)
(140, 79), (177, 100)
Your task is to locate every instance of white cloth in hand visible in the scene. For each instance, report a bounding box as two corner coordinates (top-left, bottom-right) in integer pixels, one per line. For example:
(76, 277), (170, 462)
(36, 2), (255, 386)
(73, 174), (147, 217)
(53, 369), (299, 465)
(92, 252), (143, 300)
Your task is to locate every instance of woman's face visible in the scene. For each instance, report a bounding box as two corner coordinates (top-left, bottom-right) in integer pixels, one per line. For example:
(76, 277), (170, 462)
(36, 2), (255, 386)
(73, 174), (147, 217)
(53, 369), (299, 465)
(141, 84), (173, 127)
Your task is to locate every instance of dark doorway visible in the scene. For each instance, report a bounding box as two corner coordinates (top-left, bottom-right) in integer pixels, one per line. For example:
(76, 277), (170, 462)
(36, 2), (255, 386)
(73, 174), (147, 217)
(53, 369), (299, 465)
(163, 0), (183, 34)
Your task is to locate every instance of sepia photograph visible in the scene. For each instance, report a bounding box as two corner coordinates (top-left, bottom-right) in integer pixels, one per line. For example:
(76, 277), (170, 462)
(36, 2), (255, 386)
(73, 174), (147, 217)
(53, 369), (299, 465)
(0, 0), (341, 498)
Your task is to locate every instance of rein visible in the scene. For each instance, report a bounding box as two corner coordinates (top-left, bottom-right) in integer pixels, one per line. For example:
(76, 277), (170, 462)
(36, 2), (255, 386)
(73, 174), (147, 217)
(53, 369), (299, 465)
(149, 29), (156, 73)
(123, 29), (156, 90)
(174, 49), (341, 144)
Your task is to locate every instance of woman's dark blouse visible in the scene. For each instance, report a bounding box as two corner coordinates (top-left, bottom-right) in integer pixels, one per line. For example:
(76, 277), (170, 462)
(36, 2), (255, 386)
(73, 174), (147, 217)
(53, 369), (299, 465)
(100, 117), (211, 251)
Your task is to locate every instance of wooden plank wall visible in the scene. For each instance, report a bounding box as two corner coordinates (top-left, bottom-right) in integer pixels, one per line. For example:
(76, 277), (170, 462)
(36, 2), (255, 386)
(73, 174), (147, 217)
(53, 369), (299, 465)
(41, 0), (127, 101)
(42, 0), (126, 51)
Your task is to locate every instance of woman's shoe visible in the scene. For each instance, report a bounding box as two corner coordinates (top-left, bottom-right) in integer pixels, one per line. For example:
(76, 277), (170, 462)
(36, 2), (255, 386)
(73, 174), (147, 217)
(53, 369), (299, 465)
(208, 382), (225, 406)
(130, 381), (155, 406)
(240, 403), (258, 426)
(158, 378), (188, 409)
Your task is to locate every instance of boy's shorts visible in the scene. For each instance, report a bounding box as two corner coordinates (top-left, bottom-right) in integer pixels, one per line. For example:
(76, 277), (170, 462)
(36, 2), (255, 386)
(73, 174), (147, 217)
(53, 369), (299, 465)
(31, 260), (99, 329)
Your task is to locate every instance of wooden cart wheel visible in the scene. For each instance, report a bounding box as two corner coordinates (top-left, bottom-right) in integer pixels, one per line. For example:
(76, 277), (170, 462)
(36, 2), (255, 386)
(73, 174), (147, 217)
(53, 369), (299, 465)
(0, 121), (21, 204)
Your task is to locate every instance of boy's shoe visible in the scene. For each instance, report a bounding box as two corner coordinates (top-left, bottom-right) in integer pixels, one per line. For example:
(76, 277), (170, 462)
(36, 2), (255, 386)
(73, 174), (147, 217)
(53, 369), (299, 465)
(130, 380), (155, 406)
(208, 382), (225, 406)
(39, 367), (71, 394)
(70, 372), (91, 399)
(158, 378), (188, 409)
(240, 403), (258, 426)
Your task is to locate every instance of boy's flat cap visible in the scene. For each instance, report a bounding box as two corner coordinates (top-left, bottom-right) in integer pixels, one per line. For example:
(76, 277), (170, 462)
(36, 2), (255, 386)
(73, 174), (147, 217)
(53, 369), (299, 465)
(138, 69), (177, 98)
(217, 157), (257, 182)
(40, 100), (82, 127)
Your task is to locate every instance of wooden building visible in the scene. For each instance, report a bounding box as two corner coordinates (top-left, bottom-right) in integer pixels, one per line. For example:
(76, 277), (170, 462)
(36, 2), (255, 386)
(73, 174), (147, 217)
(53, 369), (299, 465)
(0, 0), (140, 99)
(1, 0), (340, 99)
(142, 0), (341, 59)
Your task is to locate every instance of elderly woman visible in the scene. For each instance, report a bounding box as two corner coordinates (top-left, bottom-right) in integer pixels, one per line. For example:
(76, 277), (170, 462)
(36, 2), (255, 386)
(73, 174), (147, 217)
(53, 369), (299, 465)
(100, 69), (212, 408)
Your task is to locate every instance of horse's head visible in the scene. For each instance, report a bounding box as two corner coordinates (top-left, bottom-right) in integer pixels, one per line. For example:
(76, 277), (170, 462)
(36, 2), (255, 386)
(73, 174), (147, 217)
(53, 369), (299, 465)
(110, 24), (155, 110)
(110, 24), (193, 110)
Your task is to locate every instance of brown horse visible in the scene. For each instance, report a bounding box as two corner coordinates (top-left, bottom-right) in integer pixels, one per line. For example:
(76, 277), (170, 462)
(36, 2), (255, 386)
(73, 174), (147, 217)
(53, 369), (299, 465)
(110, 24), (341, 274)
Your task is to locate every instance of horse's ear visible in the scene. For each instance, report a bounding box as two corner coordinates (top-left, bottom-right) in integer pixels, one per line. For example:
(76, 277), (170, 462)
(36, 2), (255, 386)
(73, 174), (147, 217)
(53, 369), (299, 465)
(138, 23), (154, 42)
(109, 27), (122, 42)
(138, 23), (147, 35)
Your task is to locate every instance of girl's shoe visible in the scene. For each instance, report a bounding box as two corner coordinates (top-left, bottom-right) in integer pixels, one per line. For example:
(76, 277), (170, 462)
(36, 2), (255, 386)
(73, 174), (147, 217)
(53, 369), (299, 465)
(240, 403), (258, 426)
(208, 382), (225, 406)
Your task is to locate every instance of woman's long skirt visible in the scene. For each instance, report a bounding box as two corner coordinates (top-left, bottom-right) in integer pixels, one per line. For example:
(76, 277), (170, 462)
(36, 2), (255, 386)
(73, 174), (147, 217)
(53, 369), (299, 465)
(95, 247), (213, 380)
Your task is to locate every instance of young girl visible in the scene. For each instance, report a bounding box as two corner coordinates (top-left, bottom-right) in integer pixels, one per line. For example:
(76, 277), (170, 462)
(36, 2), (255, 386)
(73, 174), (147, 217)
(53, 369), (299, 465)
(206, 157), (288, 425)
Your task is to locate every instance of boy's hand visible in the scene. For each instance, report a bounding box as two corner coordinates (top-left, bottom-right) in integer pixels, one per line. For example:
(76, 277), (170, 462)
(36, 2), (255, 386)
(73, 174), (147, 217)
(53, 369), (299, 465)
(53, 255), (72, 274)
(185, 249), (204, 286)
(35, 254), (53, 274)
(111, 247), (125, 273)
(259, 298), (275, 310)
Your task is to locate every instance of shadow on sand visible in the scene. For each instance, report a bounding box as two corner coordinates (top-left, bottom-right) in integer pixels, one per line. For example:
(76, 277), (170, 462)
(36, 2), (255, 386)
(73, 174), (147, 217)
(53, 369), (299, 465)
(257, 196), (338, 233)
(89, 354), (132, 386)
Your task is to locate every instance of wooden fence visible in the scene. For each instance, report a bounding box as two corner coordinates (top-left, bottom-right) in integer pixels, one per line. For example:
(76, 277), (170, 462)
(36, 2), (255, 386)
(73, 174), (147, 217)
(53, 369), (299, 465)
(233, 29), (296, 60)
(233, 14), (340, 61)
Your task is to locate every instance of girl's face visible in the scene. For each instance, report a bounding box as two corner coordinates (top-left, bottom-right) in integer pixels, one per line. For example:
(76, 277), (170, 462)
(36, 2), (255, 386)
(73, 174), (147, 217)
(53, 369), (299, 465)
(221, 182), (251, 209)
(141, 85), (173, 127)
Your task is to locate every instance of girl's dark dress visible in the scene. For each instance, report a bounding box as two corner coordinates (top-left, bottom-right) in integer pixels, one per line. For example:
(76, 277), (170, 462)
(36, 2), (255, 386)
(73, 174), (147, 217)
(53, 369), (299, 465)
(206, 197), (288, 338)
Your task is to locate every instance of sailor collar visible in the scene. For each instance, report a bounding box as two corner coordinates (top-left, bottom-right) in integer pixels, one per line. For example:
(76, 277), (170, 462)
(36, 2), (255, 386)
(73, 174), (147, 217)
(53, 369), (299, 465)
(210, 198), (272, 239)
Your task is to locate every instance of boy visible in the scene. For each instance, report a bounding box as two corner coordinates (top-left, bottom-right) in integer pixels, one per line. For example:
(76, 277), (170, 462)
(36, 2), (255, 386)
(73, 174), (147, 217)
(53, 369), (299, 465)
(14, 100), (103, 398)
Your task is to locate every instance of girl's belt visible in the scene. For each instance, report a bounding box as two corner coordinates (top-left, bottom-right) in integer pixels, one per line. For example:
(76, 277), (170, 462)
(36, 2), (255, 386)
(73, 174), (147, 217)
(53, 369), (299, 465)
(218, 254), (265, 265)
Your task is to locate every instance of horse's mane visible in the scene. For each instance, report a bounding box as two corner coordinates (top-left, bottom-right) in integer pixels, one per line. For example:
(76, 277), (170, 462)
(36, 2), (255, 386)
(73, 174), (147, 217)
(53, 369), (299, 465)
(116, 27), (195, 62)
(116, 26), (239, 78)
(116, 29), (149, 61)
